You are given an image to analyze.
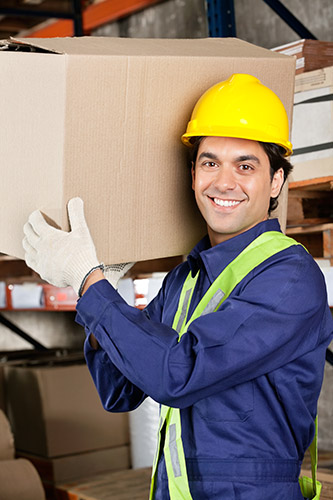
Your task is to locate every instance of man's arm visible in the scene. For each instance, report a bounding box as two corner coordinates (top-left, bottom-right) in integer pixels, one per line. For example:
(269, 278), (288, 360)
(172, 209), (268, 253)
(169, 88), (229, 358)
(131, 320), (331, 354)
(76, 248), (332, 408)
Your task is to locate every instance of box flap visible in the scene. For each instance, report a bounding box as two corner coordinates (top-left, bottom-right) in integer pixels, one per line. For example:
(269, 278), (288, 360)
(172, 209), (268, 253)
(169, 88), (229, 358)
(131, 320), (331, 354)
(0, 37), (60, 54)
(7, 36), (293, 59)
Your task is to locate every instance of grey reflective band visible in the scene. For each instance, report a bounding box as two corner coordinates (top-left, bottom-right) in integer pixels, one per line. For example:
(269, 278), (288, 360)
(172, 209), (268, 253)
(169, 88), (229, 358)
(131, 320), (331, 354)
(169, 424), (181, 478)
(200, 289), (225, 316)
(176, 288), (193, 333)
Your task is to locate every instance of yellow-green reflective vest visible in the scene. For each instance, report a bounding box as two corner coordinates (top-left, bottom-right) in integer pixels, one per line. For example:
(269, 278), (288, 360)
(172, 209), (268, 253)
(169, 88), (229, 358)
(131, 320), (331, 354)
(149, 231), (321, 500)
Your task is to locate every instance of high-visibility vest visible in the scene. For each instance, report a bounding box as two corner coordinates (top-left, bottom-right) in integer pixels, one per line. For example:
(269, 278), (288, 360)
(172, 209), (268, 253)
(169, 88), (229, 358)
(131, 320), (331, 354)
(149, 231), (321, 500)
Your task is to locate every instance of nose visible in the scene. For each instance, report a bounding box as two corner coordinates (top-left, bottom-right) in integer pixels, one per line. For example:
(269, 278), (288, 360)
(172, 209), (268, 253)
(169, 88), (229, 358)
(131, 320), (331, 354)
(214, 165), (237, 191)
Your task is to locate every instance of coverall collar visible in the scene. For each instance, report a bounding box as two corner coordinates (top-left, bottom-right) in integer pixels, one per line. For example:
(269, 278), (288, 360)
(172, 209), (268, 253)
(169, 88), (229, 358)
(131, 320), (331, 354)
(187, 218), (282, 284)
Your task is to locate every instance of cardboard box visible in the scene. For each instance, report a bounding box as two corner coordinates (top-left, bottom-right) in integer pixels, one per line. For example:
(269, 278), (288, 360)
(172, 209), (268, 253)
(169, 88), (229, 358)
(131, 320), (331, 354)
(0, 366), (6, 413)
(0, 36), (295, 263)
(18, 445), (130, 485)
(272, 39), (333, 74)
(0, 409), (15, 460)
(4, 361), (129, 457)
(0, 459), (45, 500)
(291, 66), (333, 177)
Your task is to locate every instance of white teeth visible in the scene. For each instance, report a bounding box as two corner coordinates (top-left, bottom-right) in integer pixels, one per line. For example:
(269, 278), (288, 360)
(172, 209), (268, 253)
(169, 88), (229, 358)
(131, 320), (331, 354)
(213, 198), (241, 207)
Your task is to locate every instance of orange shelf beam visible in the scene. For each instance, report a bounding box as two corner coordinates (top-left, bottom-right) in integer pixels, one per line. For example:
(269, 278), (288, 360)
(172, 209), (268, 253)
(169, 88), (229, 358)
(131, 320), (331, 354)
(25, 0), (163, 38)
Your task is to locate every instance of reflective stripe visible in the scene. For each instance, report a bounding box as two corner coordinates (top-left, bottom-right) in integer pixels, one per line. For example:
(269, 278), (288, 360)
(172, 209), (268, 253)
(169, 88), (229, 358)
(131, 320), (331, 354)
(150, 231), (302, 500)
(169, 424), (181, 477)
(200, 289), (225, 316)
(176, 288), (193, 333)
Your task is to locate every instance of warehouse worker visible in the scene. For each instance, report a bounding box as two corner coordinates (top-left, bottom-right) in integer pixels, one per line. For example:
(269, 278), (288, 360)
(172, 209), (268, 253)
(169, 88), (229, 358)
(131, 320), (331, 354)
(23, 74), (333, 500)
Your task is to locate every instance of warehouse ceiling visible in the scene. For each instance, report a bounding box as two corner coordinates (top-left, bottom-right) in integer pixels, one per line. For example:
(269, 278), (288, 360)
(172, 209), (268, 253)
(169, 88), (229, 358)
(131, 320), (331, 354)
(0, 0), (163, 39)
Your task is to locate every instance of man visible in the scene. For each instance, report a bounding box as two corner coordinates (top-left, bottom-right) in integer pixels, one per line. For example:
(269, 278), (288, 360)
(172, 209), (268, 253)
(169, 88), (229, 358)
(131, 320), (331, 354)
(23, 74), (332, 499)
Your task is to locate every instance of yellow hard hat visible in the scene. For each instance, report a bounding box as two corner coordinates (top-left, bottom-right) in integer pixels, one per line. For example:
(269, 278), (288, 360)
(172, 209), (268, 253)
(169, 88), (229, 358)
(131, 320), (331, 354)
(181, 73), (292, 156)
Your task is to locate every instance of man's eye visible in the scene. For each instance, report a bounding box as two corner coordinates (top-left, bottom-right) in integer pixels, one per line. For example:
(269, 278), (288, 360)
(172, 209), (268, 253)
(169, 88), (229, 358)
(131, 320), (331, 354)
(203, 161), (217, 168)
(239, 164), (253, 171)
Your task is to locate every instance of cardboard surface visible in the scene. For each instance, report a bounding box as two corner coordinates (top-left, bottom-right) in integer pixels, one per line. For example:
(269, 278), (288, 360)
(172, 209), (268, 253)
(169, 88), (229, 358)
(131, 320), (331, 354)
(18, 446), (130, 485)
(4, 361), (129, 457)
(0, 409), (15, 460)
(0, 366), (6, 413)
(0, 37), (295, 263)
(292, 67), (333, 165)
(290, 65), (333, 177)
(272, 39), (333, 74)
(0, 458), (45, 500)
(290, 157), (333, 183)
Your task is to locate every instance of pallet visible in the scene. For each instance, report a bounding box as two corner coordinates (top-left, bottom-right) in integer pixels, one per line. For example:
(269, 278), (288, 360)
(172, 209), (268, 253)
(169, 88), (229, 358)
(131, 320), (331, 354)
(287, 176), (333, 263)
(286, 222), (333, 263)
(55, 467), (152, 500)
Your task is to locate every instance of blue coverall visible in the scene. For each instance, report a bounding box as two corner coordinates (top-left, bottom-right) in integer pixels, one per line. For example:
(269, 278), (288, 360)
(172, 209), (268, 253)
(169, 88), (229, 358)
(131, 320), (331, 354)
(76, 218), (333, 499)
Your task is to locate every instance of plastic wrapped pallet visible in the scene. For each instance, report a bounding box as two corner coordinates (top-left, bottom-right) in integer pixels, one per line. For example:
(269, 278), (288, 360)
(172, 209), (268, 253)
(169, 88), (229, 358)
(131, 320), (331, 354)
(129, 397), (160, 469)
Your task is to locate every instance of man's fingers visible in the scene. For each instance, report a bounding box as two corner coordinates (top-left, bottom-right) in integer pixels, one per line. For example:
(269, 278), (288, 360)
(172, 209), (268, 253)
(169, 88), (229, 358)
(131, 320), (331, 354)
(22, 235), (37, 254)
(27, 209), (51, 236)
(23, 237), (38, 272)
(23, 222), (39, 248)
(67, 197), (86, 232)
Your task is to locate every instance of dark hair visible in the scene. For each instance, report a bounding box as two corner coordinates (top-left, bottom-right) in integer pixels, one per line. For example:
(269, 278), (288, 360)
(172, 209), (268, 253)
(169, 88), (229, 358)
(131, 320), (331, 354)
(259, 142), (293, 213)
(189, 137), (293, 214)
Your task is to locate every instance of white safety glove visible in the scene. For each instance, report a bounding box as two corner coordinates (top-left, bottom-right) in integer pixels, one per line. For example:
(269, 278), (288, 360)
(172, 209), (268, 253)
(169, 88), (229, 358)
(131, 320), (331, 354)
(23, 197), (102, 296)
(103, 263), (135, 289)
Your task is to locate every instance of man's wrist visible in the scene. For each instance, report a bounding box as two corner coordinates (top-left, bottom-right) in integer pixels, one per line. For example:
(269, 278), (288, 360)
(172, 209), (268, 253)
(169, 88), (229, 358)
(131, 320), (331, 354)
(81, 268), (105, 295)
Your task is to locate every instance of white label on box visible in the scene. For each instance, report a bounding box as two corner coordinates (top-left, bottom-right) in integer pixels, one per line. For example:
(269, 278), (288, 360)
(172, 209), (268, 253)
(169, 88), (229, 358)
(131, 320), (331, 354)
(292, 86), (333, 164)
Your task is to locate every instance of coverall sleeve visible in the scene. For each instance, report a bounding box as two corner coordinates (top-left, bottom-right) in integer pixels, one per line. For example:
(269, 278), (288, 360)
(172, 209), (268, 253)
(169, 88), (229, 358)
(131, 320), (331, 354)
(78, 276), (167, 412)
(76, 249), (332, 410)
(83, 337), (148, 412)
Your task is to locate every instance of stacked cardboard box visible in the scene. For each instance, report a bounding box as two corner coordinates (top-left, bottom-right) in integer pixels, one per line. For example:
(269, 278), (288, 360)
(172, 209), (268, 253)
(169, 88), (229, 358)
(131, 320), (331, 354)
(290, 65), (333, 178)
(0, 409), (45, 500)
(273, 39), (333, 75)
(4, 356), (130, 494)
(286, 65), (333, 302)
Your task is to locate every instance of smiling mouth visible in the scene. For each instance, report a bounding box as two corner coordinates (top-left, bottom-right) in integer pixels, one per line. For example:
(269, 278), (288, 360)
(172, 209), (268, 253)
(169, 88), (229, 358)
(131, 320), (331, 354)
(211, 197), (242, 208)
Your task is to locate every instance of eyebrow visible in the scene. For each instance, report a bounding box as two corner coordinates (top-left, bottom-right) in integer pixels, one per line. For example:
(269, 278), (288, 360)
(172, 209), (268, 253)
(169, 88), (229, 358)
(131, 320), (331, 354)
(236, 154), (261, 164)
(197, 152), (261, 164)
(197, 152), (219, 162)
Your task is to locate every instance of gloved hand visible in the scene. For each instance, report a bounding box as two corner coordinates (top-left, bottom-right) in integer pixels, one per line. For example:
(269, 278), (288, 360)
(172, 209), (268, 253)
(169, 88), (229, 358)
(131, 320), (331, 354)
(23, 197), (101, 296)
(103, 262), (135, 289)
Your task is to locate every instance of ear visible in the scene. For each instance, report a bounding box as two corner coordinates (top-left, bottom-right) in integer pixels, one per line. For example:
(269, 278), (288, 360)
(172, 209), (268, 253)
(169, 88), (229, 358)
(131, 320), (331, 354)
(191, 161), (195, 191)
(270, 168), (284, 198)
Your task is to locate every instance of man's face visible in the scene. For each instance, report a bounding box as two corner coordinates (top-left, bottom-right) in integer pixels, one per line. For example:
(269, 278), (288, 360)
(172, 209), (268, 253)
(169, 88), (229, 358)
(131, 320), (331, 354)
(191, 136), (284, 246)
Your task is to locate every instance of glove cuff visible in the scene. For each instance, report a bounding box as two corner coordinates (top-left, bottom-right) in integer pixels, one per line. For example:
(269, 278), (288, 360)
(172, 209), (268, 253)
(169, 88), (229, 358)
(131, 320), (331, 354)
(77, 264), (104, 297)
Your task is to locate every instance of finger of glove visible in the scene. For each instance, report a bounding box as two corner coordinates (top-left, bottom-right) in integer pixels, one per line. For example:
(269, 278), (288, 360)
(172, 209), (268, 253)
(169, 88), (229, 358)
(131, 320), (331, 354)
(22, 234), (38, 255)
(28, 210), (52, 237)
(23, 222), (40, 249)
(24, 245), (38, 273)
(67, 197), (87, 232)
